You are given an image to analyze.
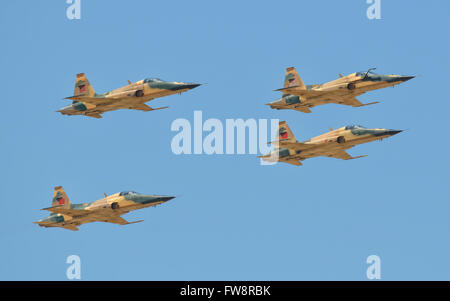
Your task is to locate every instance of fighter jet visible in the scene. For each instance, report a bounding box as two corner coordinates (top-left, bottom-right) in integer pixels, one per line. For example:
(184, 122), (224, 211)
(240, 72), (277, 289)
(267, 67), (414, 113)
(58, 73), (201, 118)
(34, 186), (175, 231)
(259, 121), (402, 166)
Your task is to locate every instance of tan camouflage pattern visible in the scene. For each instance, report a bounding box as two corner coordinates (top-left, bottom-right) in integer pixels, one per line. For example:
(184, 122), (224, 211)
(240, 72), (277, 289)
(58, 73), (201, 118)
(34, 187), (175, 231)
(259, 121), (402, 166)
(267, 67), (414, 113)
(74, 73), (95, 97)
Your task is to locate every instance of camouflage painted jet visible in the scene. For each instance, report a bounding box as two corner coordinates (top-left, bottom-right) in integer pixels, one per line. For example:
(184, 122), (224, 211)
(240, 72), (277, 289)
(259, 121), (402, 166)
(267, 67), (414, 113)
(34, 186), (175, 231)
(58, 73), (201, 118)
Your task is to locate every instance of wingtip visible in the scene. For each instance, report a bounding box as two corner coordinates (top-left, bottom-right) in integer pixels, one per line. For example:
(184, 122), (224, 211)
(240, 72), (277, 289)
(357, 101), (379, 107)
(352, 155), (368, 160)
(125, 220), (144, 225)
(151, 106), (169, 111)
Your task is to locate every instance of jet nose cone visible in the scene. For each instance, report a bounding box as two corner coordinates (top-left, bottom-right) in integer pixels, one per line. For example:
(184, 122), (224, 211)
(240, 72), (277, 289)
(154, 196), (175, 204)
(386, 130), (403, 136)
(140, 195), (175, 204)
(148, 195), (175, 202)
(399, 76), (415, 82)
(160, 196), (175, 202)
(402, 76), (415, 82)
(183, 83), (201, 90)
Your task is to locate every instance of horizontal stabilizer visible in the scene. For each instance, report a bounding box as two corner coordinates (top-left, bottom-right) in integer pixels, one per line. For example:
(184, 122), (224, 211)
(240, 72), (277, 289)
(258, 155), (303, 167)
(265, 103), (287, 110)
(85, 113), (103, 119)
(41, 205), (64, 211)
(60, 224), (79, 231)
(283, 159), (303, 166)
(275, 86), (325, 97)
(64, 95), (108, 105)
(275, 85), (303, 92)
(33, 222), (79, 231)
(41, 206), (89, 217)
(293, 106), (312, 113)
(279, 141), (312, 151)
(267, 103), (312, 114)
(268, 141), (312, 151)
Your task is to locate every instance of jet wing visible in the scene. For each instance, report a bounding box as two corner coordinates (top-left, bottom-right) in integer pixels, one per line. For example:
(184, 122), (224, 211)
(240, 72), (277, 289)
(65, 96), (170, 114)
(325, 149), (368, 160)
(333, 95), (379, 107)
(275, 87), (378, 108)
(128, 103), (169, 112)
(103, 215), (144, 226)
(65, 94), (155, 106)
(104, 215), (130, 225)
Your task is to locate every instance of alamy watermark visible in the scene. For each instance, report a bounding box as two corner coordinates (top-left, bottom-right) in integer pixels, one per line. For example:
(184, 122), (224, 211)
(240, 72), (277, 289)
(366, 0), (381, 20)
(66, 0), (81, 20)
(170, 111), (279, 165)
(66, 255), (81, 280)
(366, 255), (381, 280)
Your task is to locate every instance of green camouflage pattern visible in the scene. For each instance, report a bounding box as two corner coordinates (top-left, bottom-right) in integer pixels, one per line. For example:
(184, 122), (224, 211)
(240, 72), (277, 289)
(34, 186), (175, 231)
(267, 67), (414, 113)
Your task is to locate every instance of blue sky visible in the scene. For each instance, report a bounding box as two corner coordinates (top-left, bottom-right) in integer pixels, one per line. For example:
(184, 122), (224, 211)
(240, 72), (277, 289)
(1, 0), (449, 280)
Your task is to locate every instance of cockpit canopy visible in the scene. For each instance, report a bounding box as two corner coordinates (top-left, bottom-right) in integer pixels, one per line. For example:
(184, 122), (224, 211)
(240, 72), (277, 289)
(345, 124), (366, 130)
(143, 78), (164, 83)
(356, 70), (378, 77)
(119, 191), (139, 196)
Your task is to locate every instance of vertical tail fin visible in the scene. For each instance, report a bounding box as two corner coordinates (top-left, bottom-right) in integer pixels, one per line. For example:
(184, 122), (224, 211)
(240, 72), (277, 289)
(277, 121), (297, 143)
(283, 67), (306, 93)
(52, 186), (71, 208)
(74, 73), (95, 97)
